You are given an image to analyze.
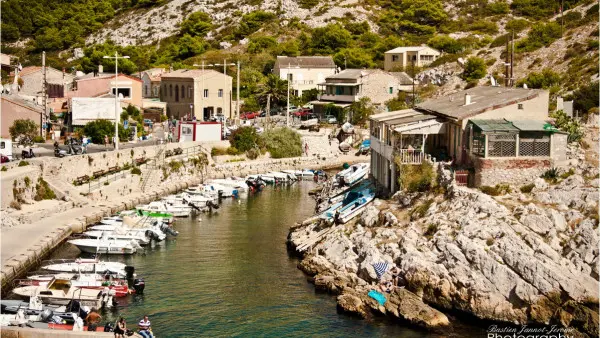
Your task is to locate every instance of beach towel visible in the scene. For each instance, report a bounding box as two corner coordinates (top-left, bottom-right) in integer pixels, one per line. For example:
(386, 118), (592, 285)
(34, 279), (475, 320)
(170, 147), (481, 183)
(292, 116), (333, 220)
(368, 290), (386, 306)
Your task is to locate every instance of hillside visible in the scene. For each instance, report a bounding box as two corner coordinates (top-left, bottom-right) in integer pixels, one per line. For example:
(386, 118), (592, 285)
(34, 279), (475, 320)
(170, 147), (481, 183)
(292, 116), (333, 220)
(1, 0), (598, 110)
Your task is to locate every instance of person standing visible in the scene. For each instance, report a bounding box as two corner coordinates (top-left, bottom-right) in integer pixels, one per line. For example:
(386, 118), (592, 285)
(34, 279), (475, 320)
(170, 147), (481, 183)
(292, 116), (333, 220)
(304, 142), (309, 156)
(138, 315), (153, 338)
(84, 308), (101, 331)
(82, 136), (88, 154)
(104, 135), (109, 149)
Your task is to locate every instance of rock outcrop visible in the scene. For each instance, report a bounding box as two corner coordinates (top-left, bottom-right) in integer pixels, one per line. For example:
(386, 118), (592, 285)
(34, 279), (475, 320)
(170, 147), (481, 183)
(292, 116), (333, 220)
(289, 169), (599, 334)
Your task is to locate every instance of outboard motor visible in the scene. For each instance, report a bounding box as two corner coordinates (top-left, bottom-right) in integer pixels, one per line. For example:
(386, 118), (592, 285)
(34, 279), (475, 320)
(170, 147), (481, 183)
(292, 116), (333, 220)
(124, 266), (135, 279)
(40, 309), (54, 322)
(133, 278), (145, 294)
(104, 322), (115, 332)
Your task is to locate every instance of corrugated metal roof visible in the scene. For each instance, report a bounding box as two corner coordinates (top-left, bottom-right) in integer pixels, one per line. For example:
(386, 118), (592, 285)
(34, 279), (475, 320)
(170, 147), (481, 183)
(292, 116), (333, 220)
(470, 119), (519, 132)
(511, 120), (549, 131)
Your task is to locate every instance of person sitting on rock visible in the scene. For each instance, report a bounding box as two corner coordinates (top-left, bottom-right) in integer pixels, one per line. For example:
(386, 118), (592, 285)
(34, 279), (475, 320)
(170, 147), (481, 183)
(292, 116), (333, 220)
(390, 266), (400, 286)
(379, 280), (394, 293)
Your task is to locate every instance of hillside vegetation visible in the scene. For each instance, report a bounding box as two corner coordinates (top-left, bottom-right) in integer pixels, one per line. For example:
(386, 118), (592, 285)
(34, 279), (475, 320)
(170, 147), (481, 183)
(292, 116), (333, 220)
(1, 0), (598, 111)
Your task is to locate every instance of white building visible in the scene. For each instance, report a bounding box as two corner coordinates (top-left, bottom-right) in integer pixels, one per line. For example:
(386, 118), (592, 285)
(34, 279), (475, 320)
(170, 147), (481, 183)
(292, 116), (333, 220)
(273, 56), (337, 98)
(384, 45), (441, 71)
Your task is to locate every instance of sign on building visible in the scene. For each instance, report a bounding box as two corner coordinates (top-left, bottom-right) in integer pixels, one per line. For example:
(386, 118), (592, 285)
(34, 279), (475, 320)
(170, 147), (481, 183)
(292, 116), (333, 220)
(71, 97), (118, 126)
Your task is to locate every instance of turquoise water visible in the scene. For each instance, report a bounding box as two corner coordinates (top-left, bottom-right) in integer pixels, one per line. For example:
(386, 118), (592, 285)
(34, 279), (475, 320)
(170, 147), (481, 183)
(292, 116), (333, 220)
(53, 182), (483, 337)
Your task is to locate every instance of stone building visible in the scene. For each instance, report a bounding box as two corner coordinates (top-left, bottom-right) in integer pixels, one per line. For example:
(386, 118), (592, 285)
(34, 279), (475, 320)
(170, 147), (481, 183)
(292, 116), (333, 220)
(160, 69), (232, 121)
(369, 86), (568, 192)
(139, 68), (166, 98)
(18, 66), (75, 98)
(311, 69), (413, 119)
(384, 45), (441, 71)
(67, 72), (143, 108)
(273, 56), (337, 98)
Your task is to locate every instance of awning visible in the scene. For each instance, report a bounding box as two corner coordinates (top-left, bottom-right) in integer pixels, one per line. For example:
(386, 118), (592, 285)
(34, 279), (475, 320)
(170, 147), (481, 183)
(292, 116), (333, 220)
(394, 119), (445, 134)
(309, 101), (352, 108)
(470, 119), (519, 133)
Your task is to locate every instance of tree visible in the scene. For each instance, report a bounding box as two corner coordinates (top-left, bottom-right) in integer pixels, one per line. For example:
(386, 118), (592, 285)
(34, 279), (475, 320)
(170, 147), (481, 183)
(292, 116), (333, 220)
(463, 57), (487, 82)
(311, 24), (352, 54)
(516, 68), (560, 89)
(333, 48), (375, 69)
(350, 97), (375, 126)
(241, 96), (261, 112)
(400, 0), (447, 27)
(83, 119), (128, 144)
(180, 11), (212, 37)
(9, 119), (38, 145)
(176, 34), (205, 59)
(262, 128), (302, 158)
(230, 126), (261, 152)
(247, 36), (277, 54)
(257, 74), (288, 107)
(427, 35), (464, 54)
(235, 10), (276, 38)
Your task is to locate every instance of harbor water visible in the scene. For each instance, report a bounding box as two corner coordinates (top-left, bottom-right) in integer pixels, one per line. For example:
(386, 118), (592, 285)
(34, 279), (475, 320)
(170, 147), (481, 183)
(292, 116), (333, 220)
(49, 182), (483, 337)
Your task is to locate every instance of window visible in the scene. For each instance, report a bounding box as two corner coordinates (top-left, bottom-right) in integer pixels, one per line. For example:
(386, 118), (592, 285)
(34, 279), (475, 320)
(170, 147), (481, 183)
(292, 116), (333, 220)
(218, 89), (223, 98)
(175, 85), (179, 102)
(1, 142), (5, 149)
(188, 86), (192, 98)
(145, 85), (148, 96)
(335, 86), (343, 95)
(204, 89), (208, 98)
(169, 84), (172, 97)
(518, 103), (524, 110)
(392, 55), (399, 62)
(419, 55), (434, 61)
(389, 87), (393, 94)
(112, 88), (131, 98)
(154, 87), (159, 97)
(181, 85), (185, 99)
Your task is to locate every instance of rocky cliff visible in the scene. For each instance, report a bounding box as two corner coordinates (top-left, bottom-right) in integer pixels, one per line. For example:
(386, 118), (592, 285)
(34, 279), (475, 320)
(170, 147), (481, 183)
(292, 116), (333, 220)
(288, 161), (599, 335)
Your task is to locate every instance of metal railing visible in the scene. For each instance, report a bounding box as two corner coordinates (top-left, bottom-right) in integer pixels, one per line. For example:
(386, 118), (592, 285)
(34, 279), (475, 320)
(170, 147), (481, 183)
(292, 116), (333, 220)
(88, 169), (130, 192)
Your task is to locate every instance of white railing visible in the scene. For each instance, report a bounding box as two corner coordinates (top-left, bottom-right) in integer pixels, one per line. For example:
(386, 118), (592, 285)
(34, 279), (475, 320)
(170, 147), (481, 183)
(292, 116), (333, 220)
(397, 149), (425, 164)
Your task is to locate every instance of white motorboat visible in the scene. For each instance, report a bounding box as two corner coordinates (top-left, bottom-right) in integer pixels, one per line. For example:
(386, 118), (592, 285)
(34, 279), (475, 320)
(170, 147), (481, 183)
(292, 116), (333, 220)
(337, 163), (370, 186)
(186, 185), (219, 200)
(12, 278), (110, 308)
(269, 172), (291, 182)
(41, 259), (133, 277)
(203, 183), (238, 197)
(336, 186), (375, 224)
(278, 171), (298, 181)
(207, 178), (248, 192)
(136, 201), (191, 217)
(21, 273), (131, 297)
(88, 224), (167, 241)
(83, 230), (152, 246)
(68, 233), (139, 255)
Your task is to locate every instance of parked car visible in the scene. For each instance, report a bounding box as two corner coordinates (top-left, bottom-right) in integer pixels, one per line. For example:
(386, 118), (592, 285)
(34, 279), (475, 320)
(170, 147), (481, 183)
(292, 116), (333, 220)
(241, 111), (260, 119)
(1, 154), (9, 163)
(293, 109), (312, 118)
(320, 115), (338, 124)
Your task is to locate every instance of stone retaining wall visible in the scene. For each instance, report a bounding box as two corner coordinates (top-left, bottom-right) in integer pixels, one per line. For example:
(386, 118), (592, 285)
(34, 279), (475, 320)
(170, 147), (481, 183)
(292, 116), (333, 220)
(472, 156), (551, 187)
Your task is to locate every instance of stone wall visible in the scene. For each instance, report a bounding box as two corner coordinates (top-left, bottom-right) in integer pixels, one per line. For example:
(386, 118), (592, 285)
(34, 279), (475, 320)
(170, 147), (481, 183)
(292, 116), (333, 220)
(472, 156), (551, 187)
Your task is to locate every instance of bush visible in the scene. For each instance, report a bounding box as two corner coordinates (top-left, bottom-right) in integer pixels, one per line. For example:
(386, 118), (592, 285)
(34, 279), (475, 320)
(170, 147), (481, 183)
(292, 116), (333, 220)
(463, 57), (487, 82)
(516, 22), (561, 52)
(9, 119), (38, 146)
(424, 223), (438, 237)
(34, 177), (56, 201)
(211, 147), (228, 157)
(230, 126), (261, 152)
(480, 184), (511, 196)
(541, 168), (560, 183)
(560, 168), (575, 179)
(396, 161), (435, 193)
(411, 199), (434, 220)
(226, 147), (241, 155)
(168, 161), (183, 172)
(83, 119), (128, 144)
(24, 176), (31, 187)
(246, 148), (260, 160)
(550, 110), (584, 142)
(32, 135), (45, 143)
(18, 161), (29, 167)
(520, 183), (535, 193)
(131, 167), (142, 175)
(427, 35), (465, 54)
(516, 68), (561, 89)
(486, 238), (495, 246)
(505, 19), (530, 33)
(1, 166), (6, 171)
(262, 128), (303, 159)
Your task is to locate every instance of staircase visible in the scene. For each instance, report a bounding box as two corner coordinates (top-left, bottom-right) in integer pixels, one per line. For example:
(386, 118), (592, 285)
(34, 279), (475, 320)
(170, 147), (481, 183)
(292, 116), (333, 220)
(44, 177), (90, 206)
(140, 144), (167, 192)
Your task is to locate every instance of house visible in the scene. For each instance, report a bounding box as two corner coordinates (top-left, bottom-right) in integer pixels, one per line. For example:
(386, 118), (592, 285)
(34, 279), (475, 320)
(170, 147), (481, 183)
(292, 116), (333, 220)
(17, 66), (75, 98)
(273, 56), (337, 98)
(369, 86), (568, 193)
(160, 69), (232, 121)
(312, 69), (413, 118)
(67, 71), (143, 108)
(1, 53), (13, 74)
(140, 68), (166, 98)
(384, 45), (441, 71)
(1, 95), (42, 138)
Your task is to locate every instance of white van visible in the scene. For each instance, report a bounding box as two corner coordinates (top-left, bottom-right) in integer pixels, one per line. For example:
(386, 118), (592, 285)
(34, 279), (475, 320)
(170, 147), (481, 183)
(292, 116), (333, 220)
(0, 138), (13, 160)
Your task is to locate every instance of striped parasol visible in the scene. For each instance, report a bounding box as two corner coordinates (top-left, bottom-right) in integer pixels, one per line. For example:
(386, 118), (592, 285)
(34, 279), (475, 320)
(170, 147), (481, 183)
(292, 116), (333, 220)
(372, 262), (389, 280)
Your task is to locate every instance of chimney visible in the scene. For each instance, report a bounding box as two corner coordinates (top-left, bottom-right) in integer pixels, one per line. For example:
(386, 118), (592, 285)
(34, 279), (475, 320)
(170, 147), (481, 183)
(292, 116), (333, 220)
(98, 64), (103, 74)
(464, 93), (471, 105)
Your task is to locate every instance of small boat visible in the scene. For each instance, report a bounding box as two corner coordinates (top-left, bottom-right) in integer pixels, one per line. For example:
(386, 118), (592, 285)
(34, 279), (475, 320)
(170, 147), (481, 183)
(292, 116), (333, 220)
(337, 163), (370, 186)
(68, 233), (139, 255)
(186, 185), (219, 200)
(19, 273), (130, 297)
(136, 201), (192, 217)
(207, 178), (248, 192)
(83, 229), (154, 246)
(335, 186), (375, 224)
(11, 278), (110, 308)
(204, 183), (238, 198)
(0, 296), (80, 324)
(41, 259), (134, 277)
(278, 171), (298, 181)
(245, 175), (266, 192)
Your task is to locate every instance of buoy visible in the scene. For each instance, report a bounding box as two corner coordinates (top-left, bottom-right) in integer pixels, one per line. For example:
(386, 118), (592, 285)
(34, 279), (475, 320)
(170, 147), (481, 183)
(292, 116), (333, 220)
(198, 218), (202, 222)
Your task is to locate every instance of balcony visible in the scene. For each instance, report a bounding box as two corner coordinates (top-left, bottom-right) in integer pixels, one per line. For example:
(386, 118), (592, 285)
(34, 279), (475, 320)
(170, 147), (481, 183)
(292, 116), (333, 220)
(318, 94), (359, 103)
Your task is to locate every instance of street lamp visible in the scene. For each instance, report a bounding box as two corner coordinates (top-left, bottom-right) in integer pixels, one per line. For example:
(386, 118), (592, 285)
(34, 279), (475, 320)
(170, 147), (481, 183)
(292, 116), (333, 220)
(103, 52), (130, 151)
(213, 60), (240, 123)
(286, 63), (300, 128)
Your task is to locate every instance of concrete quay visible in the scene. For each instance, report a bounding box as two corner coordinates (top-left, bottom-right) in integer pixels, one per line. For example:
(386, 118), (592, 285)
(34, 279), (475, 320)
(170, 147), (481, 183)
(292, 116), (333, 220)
(1, 151), (364, 294)
(1, 326), (114, 338)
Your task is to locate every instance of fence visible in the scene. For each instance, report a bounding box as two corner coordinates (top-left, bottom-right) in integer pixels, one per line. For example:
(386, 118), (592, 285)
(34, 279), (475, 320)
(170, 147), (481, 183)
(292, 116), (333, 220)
(88, 169), (130, 192)
(454, 170), (469, 186)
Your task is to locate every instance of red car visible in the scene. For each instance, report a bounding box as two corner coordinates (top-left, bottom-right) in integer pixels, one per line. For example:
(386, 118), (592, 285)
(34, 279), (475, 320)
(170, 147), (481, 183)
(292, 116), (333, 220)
(293, 108), (312, 117)
(1, 155), (9, 163)
(241, 111), (260, 119)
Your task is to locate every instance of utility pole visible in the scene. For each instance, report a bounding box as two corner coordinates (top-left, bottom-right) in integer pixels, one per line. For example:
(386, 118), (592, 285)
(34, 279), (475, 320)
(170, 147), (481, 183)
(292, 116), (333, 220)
(201, 60), (205, 120)
(42, 51), (47, 138)
(266, 94), (271, 130)
(103, 52), (130, 151)
(236, 61), (240, 124)
(286, 63), (291, 128)
(505, 37), (510, 87)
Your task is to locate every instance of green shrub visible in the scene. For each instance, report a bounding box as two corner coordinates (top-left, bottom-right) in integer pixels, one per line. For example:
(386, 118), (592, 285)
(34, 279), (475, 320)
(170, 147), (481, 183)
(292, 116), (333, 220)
(505, 19), (530, 33)
(412, 199), (434, 220)
(480, 184), (511, 196)
(520, 183), (535, 193)
(516, 68), (561, 89)
(226, 147), (241, 155)
(32, 135), (45, 143)
(18, 161), (29, 167)
(463, 57), (487, 82)
(168, 160), (183, 172)
(541, 167), (560, 183)
(131, 167), (142, 175)
(1, 166), (6, 171)
(123, 162), (132, 170)
(396, 161), (435, 193)
(550, 110), (584, 142)
(262, 128), (303, 159)
(516, 22), (561, 52)
(230, 126), (261, 152)
(34, 177), (56, 201)
(211, 147), (228, 156)
(424, 223), (438, 238)
(24, 176), (31, 187)
(560, 168), (575, 179)
(245, 148), (260, 160)
(427, 35), (465, 54)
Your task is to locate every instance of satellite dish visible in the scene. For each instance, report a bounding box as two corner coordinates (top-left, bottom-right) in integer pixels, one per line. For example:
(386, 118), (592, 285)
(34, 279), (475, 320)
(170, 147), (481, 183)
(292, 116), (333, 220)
(523, 83), (528, 89)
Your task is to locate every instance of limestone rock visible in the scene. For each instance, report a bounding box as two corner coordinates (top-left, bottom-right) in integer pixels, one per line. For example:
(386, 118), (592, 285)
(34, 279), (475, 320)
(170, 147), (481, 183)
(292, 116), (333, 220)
(336, 293), (367, 318)
(387, 288), (450, 329)
(360, 205), (379, 227)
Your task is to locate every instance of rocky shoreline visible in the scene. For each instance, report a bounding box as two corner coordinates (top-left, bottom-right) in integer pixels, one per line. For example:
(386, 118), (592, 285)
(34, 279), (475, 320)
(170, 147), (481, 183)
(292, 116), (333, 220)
(287, 163), (599, 336)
